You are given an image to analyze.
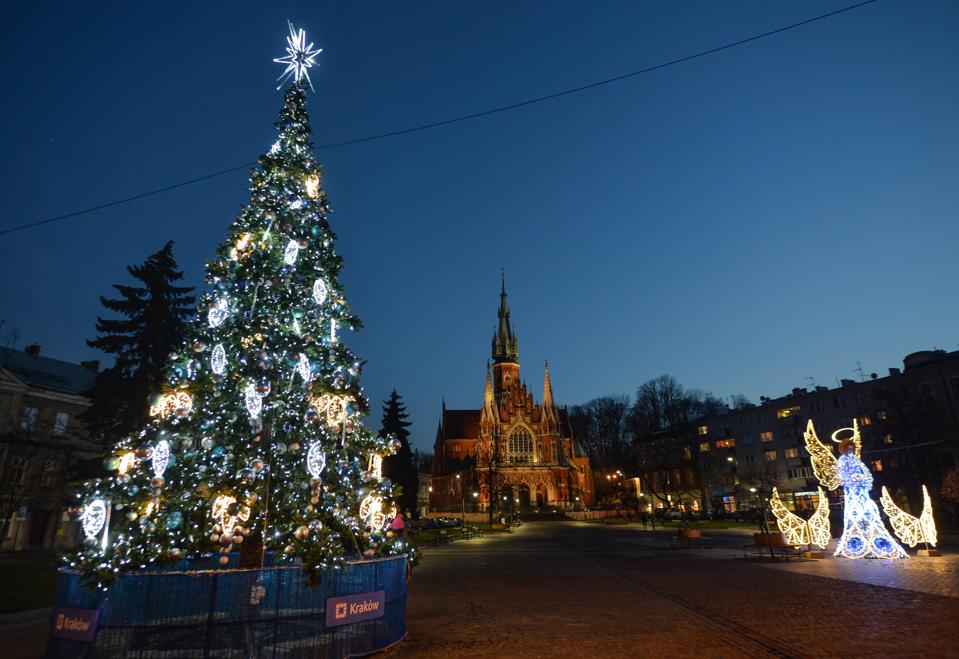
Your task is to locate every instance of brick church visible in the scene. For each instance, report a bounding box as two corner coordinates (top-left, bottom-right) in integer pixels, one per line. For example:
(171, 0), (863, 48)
(430, 279), (594, 513)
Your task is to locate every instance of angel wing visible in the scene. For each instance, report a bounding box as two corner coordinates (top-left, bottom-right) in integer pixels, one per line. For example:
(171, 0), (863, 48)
(803, 420), (840, 490)
(769, 487), (809, 545)
(806, 487), (832, 549)
(881, 485), (937, 547)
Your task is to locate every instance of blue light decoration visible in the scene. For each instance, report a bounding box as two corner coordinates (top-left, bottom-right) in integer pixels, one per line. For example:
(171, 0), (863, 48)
(834, 453), (906, 559)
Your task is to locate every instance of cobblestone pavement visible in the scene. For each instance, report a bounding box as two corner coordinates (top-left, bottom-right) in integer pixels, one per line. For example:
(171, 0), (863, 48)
(392, 522), (959, 658)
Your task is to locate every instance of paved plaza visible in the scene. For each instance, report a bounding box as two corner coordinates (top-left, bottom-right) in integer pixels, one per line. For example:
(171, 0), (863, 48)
(395, 521), (959, 658)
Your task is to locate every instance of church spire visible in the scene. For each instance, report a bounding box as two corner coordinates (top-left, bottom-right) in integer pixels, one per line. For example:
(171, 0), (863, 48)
(543, 360), (557, 422)
(491, 271), (519, 363)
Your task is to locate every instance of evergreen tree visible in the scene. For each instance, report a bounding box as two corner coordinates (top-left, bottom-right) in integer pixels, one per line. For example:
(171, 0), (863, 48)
(83, 242), (195, 444)
(379, 390), (418, 514)
(66, 62), (408, 586)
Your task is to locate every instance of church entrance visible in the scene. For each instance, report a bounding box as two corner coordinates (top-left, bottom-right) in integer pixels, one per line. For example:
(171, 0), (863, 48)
(518, 484), (531, 511)
(536, 483), (547, 509)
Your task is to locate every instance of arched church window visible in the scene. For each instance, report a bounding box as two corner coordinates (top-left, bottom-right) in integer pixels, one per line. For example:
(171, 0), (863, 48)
(508, 428), (533, 464)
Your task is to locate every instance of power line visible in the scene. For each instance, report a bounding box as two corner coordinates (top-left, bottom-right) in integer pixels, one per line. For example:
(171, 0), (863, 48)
(0, 0), (879, 237)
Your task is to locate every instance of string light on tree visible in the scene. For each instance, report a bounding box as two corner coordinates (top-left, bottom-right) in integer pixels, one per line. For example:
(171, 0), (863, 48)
(312, 279), (328, 305)
(149, 391), (193, 418)
(296, 353), (311, 382)
(306, 443), (327, 479)
(152, 439), (171, 479)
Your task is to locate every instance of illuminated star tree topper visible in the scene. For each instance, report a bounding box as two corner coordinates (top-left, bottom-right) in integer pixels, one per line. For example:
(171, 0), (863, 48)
(274, 20), (323, 91)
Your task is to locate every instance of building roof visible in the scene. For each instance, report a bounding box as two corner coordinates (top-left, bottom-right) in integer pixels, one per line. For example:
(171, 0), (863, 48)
(0, 347), (96, 395)
(442, 409), (481, 439)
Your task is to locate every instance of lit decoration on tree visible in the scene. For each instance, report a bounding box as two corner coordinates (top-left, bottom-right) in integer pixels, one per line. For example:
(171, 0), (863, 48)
(63, 26), (410, 588)
(81, 500), (108, 540)
(149, 391), (193, 418)
(312, 278), (328, 305)
(359, 494), (395, 531)
(769, 486), (831, 549)
(211, 343), (227, 375)
(804, 419), (906, 559)
(309, 392), (352, 427)
(880, 485), (938, 548)
(304, 174), (321, 199)
(295, 353), (311, 382)
(207, 298), (229, 328)
(306, 443), (327, 479)
(273, 20), (323, 90)
(283, 239), (300, 265)
(367, 454), (383, 480)
(116, 452), (136, 475)
(152, 439), (171, 479)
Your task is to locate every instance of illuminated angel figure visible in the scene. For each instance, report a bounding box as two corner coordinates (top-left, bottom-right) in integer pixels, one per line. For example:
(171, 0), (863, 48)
(804, 420), (906, 559)
(880, 485), (938, 548)
(769, 486), (831, 549)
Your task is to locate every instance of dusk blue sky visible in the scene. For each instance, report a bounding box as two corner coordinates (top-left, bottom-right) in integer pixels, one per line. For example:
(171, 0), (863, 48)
(3, 1), (957, 452)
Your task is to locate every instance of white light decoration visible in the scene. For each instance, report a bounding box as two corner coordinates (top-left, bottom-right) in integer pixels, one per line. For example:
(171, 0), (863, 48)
(274, 20), (323, 91)
(367, 453), (383, 480)
(881, 485), (938, 548)
(211, 344), (227, 375)
(152, 439), (170, 479)
(211, 494), (251, 534)
(296, 353), (311, 382)
(208, 298), (229, 328)
(81, 500), (108, 540)
(306, 443), (326, 479)
(244, 383), (265, 419)
(149, 391), (193, 418)
(330, 318), (337, 344)
(312, 279), (328, 305)
(359, 494), (396, 530)
(292, 318), (302, 336)
(268, 141), (281, 156)
(283, 239), (300, 265)
(769, 487), (830, 549)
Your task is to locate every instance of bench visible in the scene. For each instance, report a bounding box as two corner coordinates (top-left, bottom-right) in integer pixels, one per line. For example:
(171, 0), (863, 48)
(669, 528), (712, 549)
(743, 532), (802, 560)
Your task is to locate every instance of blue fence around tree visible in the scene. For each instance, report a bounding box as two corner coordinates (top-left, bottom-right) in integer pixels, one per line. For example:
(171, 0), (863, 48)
(45, 555), (407, 658)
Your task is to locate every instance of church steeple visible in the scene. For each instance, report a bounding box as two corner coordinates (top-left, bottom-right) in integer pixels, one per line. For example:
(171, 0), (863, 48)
(491, 271), (519, 364)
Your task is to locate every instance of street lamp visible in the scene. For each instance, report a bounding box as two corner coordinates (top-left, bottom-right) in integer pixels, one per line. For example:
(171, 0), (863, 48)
(456, 474), (465, 525)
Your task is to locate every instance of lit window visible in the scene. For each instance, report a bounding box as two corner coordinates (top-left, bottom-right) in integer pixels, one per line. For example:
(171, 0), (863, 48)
(20, 407), (39, 432)
(763, 450), (777, 462)
(777, 406), (800, 419)
(784, 447), (799, 459)
(508, 428), (533, 464)
(683, 447), (692, 460)
(715, 439), (736, 449)
(883, 434), (893, 444)
(760, 431), (774, 442)
(860, 415), (872, 426)
(53, 412), (70, 436)
(697, 425), (708, 436)
(699, 442), (710, 453)
(872, 460), (883, 472)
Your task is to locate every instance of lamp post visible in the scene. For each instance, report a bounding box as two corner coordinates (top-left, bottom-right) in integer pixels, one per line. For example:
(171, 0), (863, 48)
(456, 474), (464, 526)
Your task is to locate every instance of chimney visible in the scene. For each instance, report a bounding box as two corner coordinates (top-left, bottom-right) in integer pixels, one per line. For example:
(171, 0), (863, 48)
(24, 344), (41, 356)
(888, 367), (901, 377)
(815, 386), (828, 393)
(840, 378), (855, 387)
(81, 360), (100, 372)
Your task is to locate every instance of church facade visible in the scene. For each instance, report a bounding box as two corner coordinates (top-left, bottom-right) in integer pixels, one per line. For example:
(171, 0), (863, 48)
(430, 280), (594, 513)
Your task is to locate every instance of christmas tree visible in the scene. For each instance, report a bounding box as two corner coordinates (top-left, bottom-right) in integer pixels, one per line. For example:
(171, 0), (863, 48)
(67, 23), (409, 587)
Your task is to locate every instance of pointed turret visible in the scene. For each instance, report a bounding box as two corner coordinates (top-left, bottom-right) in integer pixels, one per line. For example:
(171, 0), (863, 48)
(491, 271), (519, 364)
(543, 360), (556, 422)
